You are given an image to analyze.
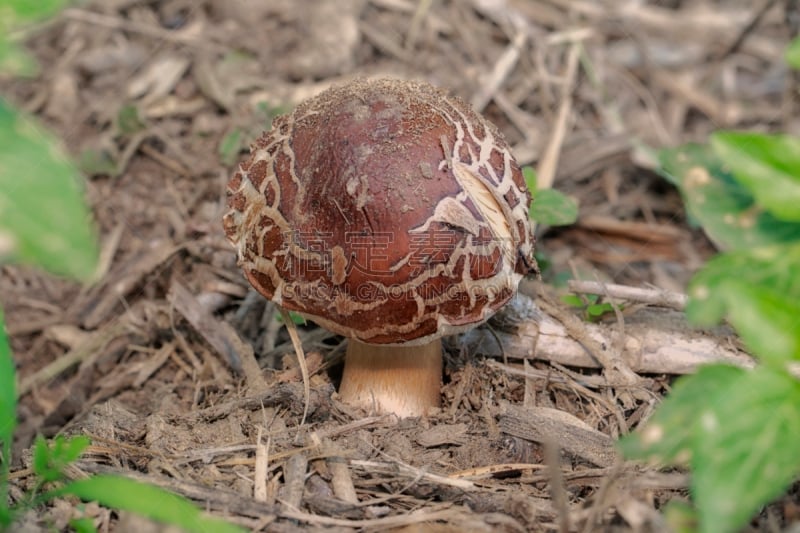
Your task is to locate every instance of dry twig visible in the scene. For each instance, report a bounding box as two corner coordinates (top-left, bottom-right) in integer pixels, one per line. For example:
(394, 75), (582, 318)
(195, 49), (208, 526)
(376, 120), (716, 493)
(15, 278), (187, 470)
(279, 308), (312, 429)
(568, 280), (688, 310)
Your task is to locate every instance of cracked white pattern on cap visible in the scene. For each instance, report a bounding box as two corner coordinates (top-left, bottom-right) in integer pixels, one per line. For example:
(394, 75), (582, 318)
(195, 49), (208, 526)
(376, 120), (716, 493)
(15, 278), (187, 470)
(224, 78), (535, 345)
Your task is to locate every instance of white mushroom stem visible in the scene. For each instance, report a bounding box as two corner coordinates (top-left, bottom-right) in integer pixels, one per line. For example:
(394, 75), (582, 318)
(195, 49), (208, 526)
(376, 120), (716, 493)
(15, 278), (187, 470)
(338, 339), (442, 418)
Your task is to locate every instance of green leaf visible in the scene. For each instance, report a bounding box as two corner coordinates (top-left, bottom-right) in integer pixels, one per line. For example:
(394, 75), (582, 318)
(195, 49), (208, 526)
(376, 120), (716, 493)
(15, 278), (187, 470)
(711, 132), (800, 222)
(0, 0), (68, 77)
(254, 101), (287, 130)
(533, 249), (551, 276)
(659, 143), (800, 250)
(619, 364), (745, 464)
(0, 309), (15, 451)
(32, 437), (50, 479)
(115, 104), (146, 136)
(54, 435), (90, 464)
(0, 38), (37, 77)
(1, 0), (68, 24)
(522, 165), (537, 191)
(560, 294), (584, 308)
(691, 367), (800, 533)
(276, 310), (306, 325)
(529, 188), (578, 226)
(687, 244), (800, 363)
(77, 148), (118, 178)
(0, 99), (99, 281)
(587, 302), (614, 318)
(219, 129), (244, 167)
(69, 517), (97, 533)
(56, 475), (247, 533)
(662, 500), (698, 533)
(786, 37), (800, 69)
(0, 308), (16, 527)
(622, 365), (800, 533)
(0, 506), (12, 528)
(33, 435), (90, 482)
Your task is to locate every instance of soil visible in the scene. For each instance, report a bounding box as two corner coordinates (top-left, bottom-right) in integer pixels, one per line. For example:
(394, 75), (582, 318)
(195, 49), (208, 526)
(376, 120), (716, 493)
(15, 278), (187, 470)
(1, 1), (798, 531)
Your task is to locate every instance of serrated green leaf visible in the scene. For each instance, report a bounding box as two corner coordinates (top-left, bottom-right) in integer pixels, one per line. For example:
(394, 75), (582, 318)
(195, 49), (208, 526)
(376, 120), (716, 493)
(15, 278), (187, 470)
(659, 143), (800, 250)
(0, 99), (98, 281)
(56, 475), (247, 533)
(687, 244), (800, 363)
(622, 364), (800, 533)
(711, 132), (800, 222)
(619, 364), (744, 463)
(691, 367), (800, 533)
(529, 188), (578, 226)
(787, 37), (800, 70)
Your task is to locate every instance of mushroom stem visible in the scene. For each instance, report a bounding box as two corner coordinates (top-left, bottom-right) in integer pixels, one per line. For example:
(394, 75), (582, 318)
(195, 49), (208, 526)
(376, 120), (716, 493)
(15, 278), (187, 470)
(338, 339), (442, 417)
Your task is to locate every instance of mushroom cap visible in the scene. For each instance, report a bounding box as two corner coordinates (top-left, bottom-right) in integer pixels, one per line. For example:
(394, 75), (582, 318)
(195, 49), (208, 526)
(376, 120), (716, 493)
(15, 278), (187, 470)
(224, 78), (535, 345)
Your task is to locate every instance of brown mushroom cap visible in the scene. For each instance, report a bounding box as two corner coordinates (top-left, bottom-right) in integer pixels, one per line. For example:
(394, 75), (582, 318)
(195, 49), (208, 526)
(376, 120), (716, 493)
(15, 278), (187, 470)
(224, 78), (535, 345)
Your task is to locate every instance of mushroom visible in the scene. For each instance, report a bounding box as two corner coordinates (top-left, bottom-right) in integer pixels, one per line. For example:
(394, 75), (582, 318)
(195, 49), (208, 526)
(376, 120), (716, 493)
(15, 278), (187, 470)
(224, 78), (535, 417)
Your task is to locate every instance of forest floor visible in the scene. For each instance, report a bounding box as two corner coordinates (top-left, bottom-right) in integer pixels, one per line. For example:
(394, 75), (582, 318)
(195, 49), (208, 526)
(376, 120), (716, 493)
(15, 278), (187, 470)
(1, 1), (798, 531)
